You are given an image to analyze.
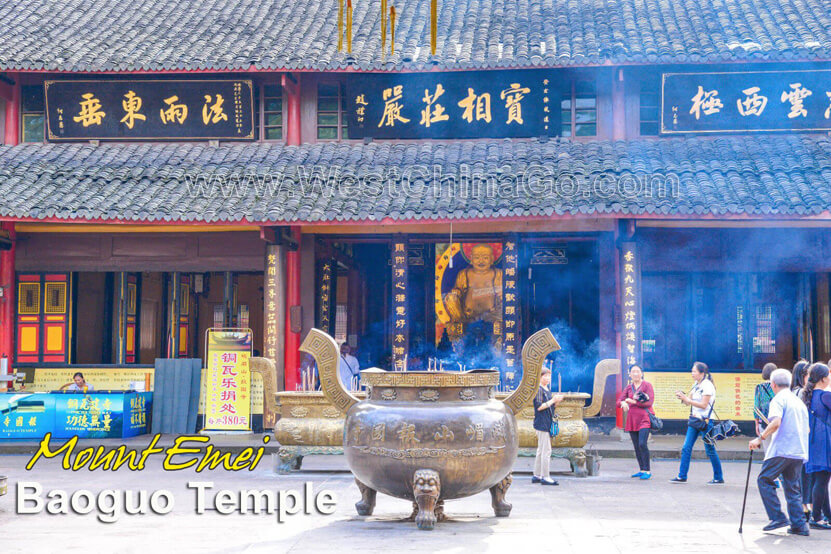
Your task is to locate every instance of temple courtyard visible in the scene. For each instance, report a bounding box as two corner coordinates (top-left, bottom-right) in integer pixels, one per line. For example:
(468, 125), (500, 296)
(1, 451), (828, 553)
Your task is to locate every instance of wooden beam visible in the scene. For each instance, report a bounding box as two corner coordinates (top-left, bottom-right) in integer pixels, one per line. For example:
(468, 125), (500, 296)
(16, 223), (260, 233)
(302, 218), (617, 235)
(637, 220), (831, 229)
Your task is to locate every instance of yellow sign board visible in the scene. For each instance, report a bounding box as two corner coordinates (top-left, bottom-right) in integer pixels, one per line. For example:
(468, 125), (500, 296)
(203, 329), (253, 431)
(644, 372), (763, 421)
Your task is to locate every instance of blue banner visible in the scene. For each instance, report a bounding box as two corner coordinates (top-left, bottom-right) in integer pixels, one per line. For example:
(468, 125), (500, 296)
(0, 392), (152, 439)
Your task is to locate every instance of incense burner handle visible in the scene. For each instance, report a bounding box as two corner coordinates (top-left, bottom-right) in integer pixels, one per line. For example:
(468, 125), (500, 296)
(299, 328), (360, 414)
(502, 328), (560, 415)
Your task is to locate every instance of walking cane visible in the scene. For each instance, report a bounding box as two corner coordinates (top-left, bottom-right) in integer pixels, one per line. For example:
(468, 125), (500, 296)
(739, 449), (754, 534)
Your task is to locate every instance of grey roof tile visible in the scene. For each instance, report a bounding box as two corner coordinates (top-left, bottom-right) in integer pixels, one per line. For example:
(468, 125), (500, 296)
(2, 136), (831, 223)
(1, 0), (831, 72)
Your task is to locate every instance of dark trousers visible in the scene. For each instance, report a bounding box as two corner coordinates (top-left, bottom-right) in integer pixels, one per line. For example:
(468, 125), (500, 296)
(758, 456), (807, 528)
(629, 429), (651, 471)
(801, 466), (812, 505)
(811, 470), (831, 522)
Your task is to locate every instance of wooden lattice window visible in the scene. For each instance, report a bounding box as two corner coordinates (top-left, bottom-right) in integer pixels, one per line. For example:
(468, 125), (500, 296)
(44, 282), (67, 314)
(640, 85), (660, 136)
(21, 85), (45, 143)
(317, 83), (349, 140)
(262, 84), (283, 140)
(753, 305), (776, 354)
(560, 81), (596, 137)
(18, 283), (40, 314)
(127, 282), (137, 315)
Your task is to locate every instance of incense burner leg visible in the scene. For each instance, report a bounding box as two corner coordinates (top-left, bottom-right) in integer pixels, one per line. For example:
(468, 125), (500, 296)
(412, 499), (445, 522)
(276, 447), (302, 474)
(434, 499), (446, 522)
(570, 449), (588, 478)
(489, 474), (513, 517)
(413, 469), (441, 530)
(355, 479), (377, 516)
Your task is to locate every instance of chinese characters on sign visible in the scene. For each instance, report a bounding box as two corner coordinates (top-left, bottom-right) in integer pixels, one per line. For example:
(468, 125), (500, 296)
(662, 70), (831, 133)
(45, 79), (255, 140)
(0, 392), (152, 439)
(0, 394), (49, 438)
(502, 239), (519, 377)
(347, 70), (554, 139)
(264, 246), (281, 365)
(317, 260), (337, 336)
(619, 243), (642, 370)
(392, 238), (409, 371)
(204, 330), (253, 431)
(645, 372), (762, 421)
(57, 393), (152, 438)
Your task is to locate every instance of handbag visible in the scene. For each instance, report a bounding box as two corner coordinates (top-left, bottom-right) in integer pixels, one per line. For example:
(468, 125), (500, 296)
(703, 406), (740, 445)
(648, 411), (663, 432)
(549, 401), (560, 437)
(550, 416), (560, 437)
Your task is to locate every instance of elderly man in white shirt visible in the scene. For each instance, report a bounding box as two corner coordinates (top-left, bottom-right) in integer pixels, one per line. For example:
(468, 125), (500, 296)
(749, 368), (811, 536)
(338, 343), (360, 391)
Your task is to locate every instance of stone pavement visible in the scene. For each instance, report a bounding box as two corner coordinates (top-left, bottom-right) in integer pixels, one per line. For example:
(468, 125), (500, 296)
(0, 432), (757, 462)
(1, 452), (828, 554)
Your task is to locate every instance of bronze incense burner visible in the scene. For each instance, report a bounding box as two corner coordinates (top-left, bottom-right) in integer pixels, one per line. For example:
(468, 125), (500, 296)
(300, 327), (560, 530)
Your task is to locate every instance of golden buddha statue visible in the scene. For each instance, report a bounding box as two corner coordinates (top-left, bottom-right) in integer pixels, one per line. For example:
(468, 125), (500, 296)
(443, 243), (503, 346)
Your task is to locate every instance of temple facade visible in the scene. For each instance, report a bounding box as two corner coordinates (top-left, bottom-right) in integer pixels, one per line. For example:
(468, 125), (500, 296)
(2, 0), (831, 425)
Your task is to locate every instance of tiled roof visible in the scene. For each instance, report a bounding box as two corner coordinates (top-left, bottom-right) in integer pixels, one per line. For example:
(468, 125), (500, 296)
(1, 136), (830, 223)
(1, 0), (830, 72)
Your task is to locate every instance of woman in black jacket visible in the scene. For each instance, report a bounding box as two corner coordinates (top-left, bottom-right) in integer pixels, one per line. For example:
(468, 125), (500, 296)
(533, 367), (564, 485)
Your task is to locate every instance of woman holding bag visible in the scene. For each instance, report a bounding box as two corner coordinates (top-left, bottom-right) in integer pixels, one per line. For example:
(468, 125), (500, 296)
(672, 362), (725, 484)
(617, 365), (656, 480)
(533, 366), (564, 486)
(802, 363), (831, 529)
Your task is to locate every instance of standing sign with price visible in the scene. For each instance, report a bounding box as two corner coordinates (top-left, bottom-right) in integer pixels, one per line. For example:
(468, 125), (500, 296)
(203, 328), (253, 432)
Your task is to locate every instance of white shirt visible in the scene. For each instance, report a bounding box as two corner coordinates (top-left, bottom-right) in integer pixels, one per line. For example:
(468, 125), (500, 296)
(765, 388), (810, 462)
(338, 354), (360, 389)
(67, 383), (94, 392)
(689, 378), (716, 419)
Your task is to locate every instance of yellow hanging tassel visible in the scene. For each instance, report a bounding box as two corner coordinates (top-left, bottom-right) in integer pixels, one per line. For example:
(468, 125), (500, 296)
(381, 0), (387, 56)
(337, 0), (344, 52)
(390, 5), (396, 55)
(431, 0), (437, 57)
(347, 0), (353, 54)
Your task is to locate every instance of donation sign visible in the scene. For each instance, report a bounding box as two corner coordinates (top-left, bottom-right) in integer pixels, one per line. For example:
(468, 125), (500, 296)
(204, 329), (253, 431)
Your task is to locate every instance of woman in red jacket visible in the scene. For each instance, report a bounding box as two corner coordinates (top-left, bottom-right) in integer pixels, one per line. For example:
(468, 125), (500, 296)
(617, 365), (656, 480)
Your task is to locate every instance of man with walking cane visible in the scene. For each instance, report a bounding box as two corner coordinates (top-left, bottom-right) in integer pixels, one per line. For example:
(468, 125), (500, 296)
(748, 369), (811, 536)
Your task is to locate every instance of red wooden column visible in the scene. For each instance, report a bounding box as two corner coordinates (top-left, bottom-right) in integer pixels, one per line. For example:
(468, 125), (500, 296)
(1, 78), (20, 382)
(3, 76), (20, 145)
(284, 227), (302, 390)
(283, 73), (302, 146)
(0, 222), (16, 382)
